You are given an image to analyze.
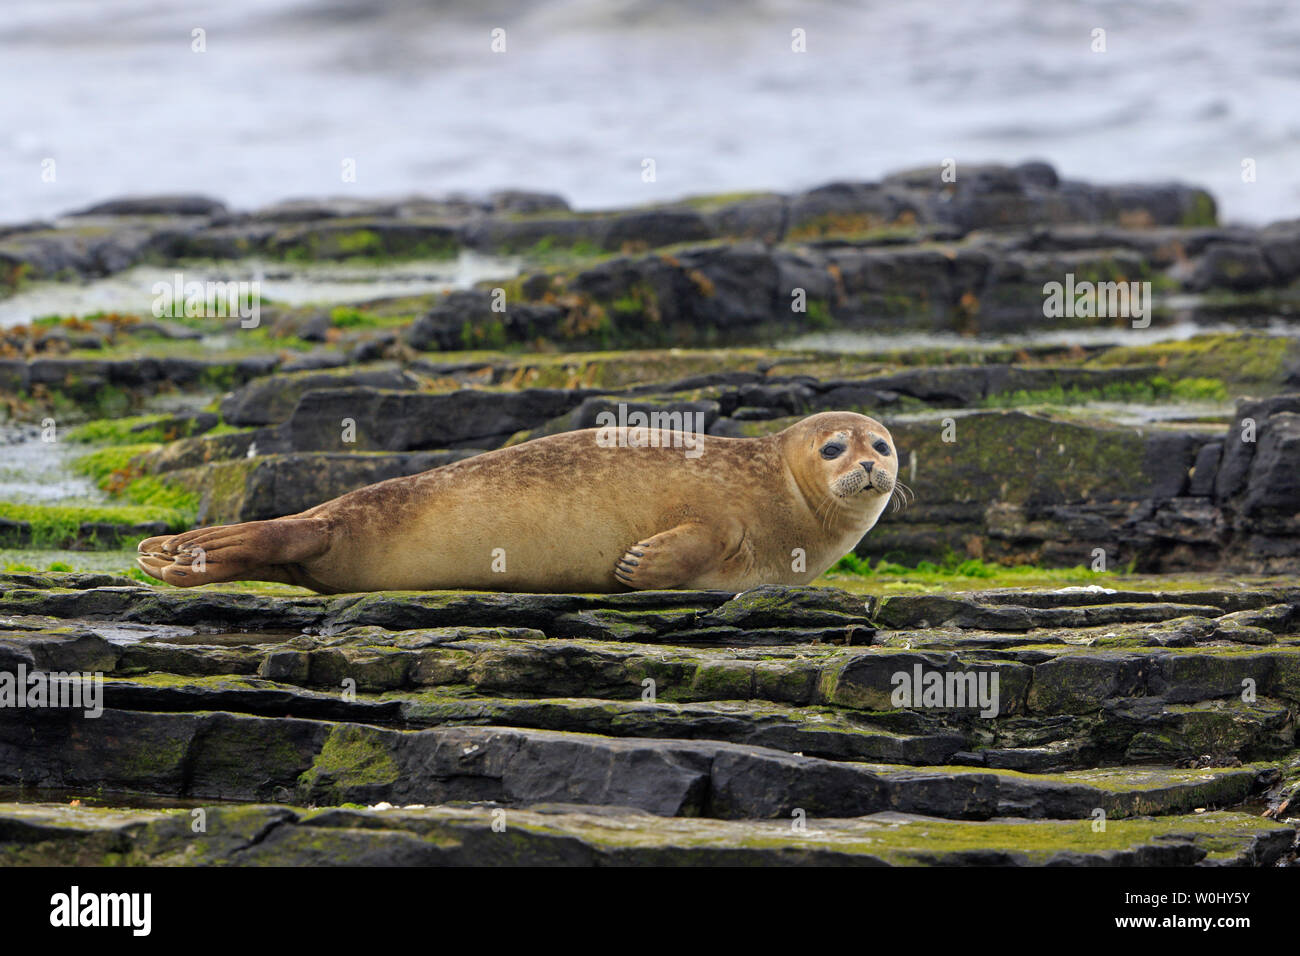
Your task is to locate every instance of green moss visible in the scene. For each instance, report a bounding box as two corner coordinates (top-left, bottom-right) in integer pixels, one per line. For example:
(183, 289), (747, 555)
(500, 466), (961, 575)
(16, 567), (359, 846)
(1088, 333), (1293, 390)
(606, 280), (660, 323)
(69, 446), (199, 518)
(116, 476), (200, 513)
(10, 804), (1284, 866)
(68, 416), (182, 444)
(690, 662), (755, 699)
(121, 737), (192, 781)
(1180, 191), (1218, 228)
(327, 306), (414, 330)
(460, 318), (508, 350)
(508, 809), (1285, 865)
(982, 375), (1229, 409)
(281, 227), (459, 263)
(71, 444), (158, 483)
(296, 725), (400, 798)
(198, 363), (240, 390)
(194, 458), (259, 525)
(282, 237), (318, 263)
(329, 305), (369, 327)
(678, 190), (774, 209)
(521, 236), (604, 260)
(824, 553), (1127, 593)
(203, 422), (244, 438)
(335, 230), (383, 256)
(86, 385), (131, 419)
(805, 299), (834, 330)
(0, 501), (192, 548)
(0, 549), (142, 576)
(611, 294), (644, 316)
(106, 674), (270, 692)
(904, 411), (1151, 511)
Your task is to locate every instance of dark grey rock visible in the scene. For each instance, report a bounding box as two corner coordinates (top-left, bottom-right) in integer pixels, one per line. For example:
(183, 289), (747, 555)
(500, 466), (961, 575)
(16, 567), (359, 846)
(219, 364), (420, 426)
(67, 195), (228, 217)
(1191, 243), (1275, 291)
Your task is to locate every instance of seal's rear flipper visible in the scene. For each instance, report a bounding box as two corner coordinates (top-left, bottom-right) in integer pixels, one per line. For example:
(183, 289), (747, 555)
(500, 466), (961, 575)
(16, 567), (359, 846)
(137, 518), (331, 587)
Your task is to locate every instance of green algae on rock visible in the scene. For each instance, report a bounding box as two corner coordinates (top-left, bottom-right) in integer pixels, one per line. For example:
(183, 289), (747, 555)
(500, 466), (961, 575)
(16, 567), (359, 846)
(0, 802), (1290, 867)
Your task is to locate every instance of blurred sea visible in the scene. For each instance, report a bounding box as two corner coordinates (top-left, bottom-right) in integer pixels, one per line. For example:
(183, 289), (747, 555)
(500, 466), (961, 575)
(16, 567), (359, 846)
(2, 0), (1299, 223)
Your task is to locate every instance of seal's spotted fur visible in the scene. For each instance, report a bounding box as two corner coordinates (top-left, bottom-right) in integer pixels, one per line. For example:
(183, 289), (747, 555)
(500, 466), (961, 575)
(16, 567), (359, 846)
(138, 411), (898, 593)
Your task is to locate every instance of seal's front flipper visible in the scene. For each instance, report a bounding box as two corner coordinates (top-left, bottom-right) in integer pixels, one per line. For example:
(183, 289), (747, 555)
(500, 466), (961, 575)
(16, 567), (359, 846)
(137, 517), (331, 587)
(615, 521), (733, 590)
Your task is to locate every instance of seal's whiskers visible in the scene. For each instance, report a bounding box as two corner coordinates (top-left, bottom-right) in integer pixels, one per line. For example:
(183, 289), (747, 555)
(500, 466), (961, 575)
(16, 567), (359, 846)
(889, 480), (915, 513)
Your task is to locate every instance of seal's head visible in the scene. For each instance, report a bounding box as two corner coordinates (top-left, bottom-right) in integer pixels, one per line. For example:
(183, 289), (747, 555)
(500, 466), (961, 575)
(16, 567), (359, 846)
(781, 412), (905, 523)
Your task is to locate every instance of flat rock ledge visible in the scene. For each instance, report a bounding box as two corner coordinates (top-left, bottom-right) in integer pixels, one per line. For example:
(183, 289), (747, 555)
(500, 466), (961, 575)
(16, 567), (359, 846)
(1, 574), (1297, 866)
(0, 803), (1290, 867)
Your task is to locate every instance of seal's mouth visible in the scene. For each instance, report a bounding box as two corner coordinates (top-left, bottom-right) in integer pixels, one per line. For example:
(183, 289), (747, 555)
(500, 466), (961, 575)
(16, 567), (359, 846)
(832, 466), (894, 500)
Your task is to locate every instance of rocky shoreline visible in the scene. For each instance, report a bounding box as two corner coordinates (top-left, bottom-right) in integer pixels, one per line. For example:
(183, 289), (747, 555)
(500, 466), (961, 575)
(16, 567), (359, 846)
(1, 162), (1297, 865)
(4, 163), (1300, 354)
(1, 576), (1297, 865)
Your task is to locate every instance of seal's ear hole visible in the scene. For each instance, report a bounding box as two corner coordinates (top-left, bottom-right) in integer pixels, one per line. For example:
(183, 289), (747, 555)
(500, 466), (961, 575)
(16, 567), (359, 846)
(820, 441), (846, 460)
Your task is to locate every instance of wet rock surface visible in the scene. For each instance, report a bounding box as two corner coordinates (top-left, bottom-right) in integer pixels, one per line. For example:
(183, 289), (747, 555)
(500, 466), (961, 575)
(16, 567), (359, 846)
(0, 575), (1296, 865)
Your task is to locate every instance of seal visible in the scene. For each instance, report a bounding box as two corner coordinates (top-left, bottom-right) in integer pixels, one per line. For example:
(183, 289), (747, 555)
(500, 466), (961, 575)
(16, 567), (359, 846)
(137, 411), (902, 593)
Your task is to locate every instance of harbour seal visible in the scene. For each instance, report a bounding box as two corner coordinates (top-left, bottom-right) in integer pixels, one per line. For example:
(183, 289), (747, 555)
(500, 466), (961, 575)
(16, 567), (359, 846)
(137, 411), (902, 593)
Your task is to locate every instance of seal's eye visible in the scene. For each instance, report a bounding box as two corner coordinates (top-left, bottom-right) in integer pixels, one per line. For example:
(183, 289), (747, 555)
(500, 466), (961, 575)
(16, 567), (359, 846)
(873, 440), (891, 456)
(821, 441), (846, 460)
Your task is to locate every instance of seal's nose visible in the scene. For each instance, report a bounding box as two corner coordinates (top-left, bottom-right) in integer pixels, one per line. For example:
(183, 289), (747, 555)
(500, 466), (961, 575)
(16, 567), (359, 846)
(859, 460), (874, 474)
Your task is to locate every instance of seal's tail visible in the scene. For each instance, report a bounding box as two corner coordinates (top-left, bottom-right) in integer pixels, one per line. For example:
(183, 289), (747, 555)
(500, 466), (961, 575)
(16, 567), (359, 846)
(137, 518), (330, 587)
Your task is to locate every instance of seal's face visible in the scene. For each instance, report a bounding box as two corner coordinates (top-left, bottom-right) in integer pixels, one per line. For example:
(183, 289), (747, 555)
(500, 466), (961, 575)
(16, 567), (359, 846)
(816, 423), (896, 501)
(785, 412), (906, 522)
